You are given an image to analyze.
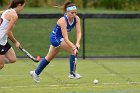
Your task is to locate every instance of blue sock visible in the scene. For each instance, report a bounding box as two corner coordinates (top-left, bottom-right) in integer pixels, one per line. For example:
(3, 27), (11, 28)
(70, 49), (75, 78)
(35, 58), (50, 75)
(70, 55), (75, 75)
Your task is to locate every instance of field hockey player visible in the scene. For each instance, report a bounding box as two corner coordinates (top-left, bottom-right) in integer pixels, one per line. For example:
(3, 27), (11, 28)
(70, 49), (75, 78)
(30, 1), (82, 83)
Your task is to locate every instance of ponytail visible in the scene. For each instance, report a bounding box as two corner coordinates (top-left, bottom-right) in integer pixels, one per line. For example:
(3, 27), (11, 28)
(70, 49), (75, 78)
(8, 0), (25, 9)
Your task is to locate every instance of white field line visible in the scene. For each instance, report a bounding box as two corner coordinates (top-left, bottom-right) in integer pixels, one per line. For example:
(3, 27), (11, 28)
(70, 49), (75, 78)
(0, 82), (140, 89)
(0, 84), (80, 89)
(103, 82), (140, 85)
(0, 74), (119, 77)
(0, 75), (27, 77)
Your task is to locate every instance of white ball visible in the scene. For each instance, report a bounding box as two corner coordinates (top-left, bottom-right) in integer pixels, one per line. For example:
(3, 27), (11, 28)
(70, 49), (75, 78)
(93, 79), (99, 84)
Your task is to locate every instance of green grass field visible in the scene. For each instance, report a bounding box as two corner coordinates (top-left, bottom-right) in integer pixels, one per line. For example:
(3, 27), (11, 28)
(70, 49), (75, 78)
(12, 18), (140, 57)
(0, 58), (140, 93)
(0, 7), (140, 93)
(1, 7), (140, 57)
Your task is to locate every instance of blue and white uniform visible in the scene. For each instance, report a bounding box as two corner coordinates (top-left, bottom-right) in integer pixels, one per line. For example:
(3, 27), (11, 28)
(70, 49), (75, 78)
(50, 14), (77, 47)
(33, 6), (81, 81)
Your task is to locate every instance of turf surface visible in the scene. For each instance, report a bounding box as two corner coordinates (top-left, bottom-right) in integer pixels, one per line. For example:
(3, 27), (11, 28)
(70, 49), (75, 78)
(0, 58), (140, 93)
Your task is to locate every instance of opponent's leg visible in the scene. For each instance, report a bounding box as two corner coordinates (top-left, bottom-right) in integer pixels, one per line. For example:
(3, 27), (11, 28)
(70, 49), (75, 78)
(36, 45), (60, 75)
(30, 45), (60, 82)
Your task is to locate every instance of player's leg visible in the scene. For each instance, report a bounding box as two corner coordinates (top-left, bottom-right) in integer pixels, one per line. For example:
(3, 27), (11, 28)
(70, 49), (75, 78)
(5, 47), (16, 63)
(60, 40), (74, 74)
(0, 55), (5, 69)
(35, 45), (60, 75)
(30, 45), (60, 82)
(0, 43), (14, 69)
(60, 41), (81, 79)
(45, 45), (61, 61)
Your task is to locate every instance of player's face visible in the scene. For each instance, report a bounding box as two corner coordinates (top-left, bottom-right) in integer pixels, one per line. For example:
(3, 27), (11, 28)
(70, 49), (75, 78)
(68, 10), (77, 18)
(20, 3), (25, 10)
(17, 3), (25, 12)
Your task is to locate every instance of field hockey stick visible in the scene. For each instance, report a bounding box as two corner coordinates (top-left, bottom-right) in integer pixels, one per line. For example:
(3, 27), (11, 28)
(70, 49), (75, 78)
(19, 47), (41, 63)
(72, 47), (78, 76)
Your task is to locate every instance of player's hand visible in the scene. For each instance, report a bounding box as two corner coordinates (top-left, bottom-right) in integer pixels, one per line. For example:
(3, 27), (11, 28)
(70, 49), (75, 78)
(76, 43), (80, 50)
(14, 41), (21, 48)
(73, 47), (78, 56)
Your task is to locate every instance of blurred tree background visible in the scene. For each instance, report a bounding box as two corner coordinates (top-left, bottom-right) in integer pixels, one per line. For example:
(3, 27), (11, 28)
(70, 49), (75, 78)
(0, 0), (140, 11)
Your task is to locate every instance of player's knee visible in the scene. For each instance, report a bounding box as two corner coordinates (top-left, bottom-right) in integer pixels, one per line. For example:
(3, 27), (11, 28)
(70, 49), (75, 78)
(0, 63), (4, 69)
(9, 58), (16, 63)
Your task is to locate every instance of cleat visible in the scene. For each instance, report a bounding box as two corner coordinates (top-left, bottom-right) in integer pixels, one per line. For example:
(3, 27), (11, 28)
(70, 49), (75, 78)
(68, 74), (75, 79)
(68, 73), (82, 79)
(30, 71), (40, 83)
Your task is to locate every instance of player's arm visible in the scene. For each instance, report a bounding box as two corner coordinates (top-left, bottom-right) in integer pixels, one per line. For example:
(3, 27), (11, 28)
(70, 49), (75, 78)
(75, 16), (81, 49)
(6, 12), (18, 43)
(58, 18), (76, 50)
(6, 12), (20, 48)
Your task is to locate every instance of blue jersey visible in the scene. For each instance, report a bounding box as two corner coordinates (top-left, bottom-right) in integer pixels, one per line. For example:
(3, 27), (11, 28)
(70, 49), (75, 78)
(50, 15), (77, 47)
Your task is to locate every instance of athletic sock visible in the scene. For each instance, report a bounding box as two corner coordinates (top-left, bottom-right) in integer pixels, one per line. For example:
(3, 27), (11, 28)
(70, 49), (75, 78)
(35, 58), (50, 75)
(70, 55), (75, 75)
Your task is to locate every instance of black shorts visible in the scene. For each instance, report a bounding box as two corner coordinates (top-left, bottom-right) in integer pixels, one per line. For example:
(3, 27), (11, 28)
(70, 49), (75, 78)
(0, 42), (11, 55)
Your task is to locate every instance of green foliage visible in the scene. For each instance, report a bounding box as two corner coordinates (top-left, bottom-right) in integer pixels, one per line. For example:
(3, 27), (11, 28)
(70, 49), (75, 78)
(26, 0), (39, 7)
(96, 0), (140, 10)
(0, 0), (8, 7)
(71, 0), (83, 8)
(25, 0), (47, 7)
(0, 0), (139, 10)
(97, 0), (125, 9)
(126, 0), (140, 10)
